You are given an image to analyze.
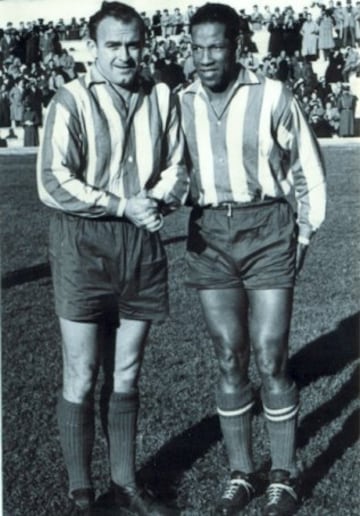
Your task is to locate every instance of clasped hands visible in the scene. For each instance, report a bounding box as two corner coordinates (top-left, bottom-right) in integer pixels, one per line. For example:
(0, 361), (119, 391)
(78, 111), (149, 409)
(124, 190), (164, 233)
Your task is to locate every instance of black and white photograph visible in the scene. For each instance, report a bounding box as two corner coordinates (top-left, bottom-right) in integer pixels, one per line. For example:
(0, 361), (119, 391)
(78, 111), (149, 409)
(1, 0), (359, 514)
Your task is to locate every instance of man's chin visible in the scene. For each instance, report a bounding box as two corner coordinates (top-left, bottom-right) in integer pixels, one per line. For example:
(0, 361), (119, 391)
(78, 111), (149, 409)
(201, 78), (230, 93)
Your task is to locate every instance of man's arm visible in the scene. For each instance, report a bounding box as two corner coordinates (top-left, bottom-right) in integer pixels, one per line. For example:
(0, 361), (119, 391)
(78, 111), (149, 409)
(37, 90), (165, 231)
(37, 94), (127, 218)
(276, 89), (326, 273)
(146, 87), (189, 211)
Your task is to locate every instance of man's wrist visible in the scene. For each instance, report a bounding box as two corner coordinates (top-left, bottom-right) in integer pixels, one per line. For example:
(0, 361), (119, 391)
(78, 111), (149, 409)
(117, 198), (127, 217)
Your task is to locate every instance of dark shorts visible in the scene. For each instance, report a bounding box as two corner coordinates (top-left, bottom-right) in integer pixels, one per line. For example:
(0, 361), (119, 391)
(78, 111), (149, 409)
(49, 212), (169, 323)
(186, 200), (297, 290)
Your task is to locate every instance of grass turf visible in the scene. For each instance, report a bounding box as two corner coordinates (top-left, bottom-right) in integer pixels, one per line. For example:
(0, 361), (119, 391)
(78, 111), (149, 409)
(1, 147), (359, 515)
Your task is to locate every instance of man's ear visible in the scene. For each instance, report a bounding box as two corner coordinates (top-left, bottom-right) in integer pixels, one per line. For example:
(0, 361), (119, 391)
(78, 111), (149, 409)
(87, 39), (98, 60)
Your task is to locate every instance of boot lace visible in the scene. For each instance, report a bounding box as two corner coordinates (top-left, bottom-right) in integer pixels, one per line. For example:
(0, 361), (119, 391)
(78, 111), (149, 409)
(223, 478), (253, 500)
(267, 482), (297, 505)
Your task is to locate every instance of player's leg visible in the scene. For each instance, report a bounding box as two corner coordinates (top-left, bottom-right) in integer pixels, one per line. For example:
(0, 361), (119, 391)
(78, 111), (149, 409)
(107, 318), (150, 490)
(199, 288), (256, 513)
(57, 318), (101, 510)
(248, 288), (299, 515)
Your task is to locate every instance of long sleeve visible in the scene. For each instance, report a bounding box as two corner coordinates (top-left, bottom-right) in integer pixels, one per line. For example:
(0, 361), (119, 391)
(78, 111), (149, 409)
(37, 92), (126, 218)
(148, 91), (189, 208)
(276, 93), (326, 243)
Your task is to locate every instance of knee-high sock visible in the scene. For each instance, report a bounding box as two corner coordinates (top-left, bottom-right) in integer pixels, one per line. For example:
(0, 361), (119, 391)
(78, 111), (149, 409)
(99, 383), (112, 442)
(57, 395), (94, 495)
(216, 384), (255, 474)
(108, 390), (139, 488)
(262, 383), (299, 477)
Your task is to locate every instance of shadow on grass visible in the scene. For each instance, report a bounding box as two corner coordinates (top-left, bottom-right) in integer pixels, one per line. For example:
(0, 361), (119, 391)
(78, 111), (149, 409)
(138, 415), (222, 499)
(138, 312), (360, 498)
(289, 312), (360, 386)
(1, 262), (51, 288)
(298, 364), (360, 449)
(1, 236), (187, 289)
(301, 408), (360, 499)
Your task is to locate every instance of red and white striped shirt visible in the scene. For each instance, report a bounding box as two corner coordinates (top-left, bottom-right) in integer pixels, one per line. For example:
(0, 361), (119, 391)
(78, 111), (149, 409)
(37, 65), (189, 218)
(180, 67), (326, 243)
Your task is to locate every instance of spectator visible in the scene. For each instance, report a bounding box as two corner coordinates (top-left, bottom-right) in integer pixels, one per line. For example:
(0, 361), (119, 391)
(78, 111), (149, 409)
(152, 10), (162, 37)
(250, 4), (264, 31)
(0, 25), (18, 64)
(342, 0), (356, 46)
(301, 12), (319, 61)
(154, 52), (185, 91)
(183, 5), (195, 33)
(161, 9), (172, 37)
(283, 15), (302, 56)
(40, 26), (61, 61)
(342, 46), (360, 80)
(67, 17), (80, 39)
(268, 15), (284, 57)
(355, 1), (360, 44)
(338, 83), (358, 135)
(48, 67), (65, 93)
(25, 77), (43, 125)
(9, 77), (26, 130)
(276, 49), (291, 82)
(22, 95), (40, 146)
(55, 18), (67, 41)
(172, 8), (184, 35)
(325, 48), (345, 84)
(318, 8), (336, 60)
(0, 82), (11, 131)
(324, 98), (341, 133)
(7, 56), (22, 79)
(25, 26), (41, 66)
(58, 48), (76, 80)
(333, 1), (345, 44)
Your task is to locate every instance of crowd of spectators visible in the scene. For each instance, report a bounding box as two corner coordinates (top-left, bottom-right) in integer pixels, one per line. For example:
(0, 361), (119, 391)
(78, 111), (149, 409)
(1, 1), (360, 146)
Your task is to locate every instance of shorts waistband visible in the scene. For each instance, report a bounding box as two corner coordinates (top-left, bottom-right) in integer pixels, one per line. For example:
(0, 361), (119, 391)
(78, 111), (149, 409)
(202, 197), (283, 216)
(53, 211), (127, 223)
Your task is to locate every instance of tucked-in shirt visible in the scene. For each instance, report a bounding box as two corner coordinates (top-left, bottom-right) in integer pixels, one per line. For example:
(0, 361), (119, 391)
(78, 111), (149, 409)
(180, 67), (326, 243)
(37, 65), (188, 218)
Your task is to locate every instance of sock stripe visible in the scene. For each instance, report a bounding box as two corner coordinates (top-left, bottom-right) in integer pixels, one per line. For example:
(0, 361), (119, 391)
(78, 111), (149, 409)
(264, 404), (299, 422)
(217, 400), (255, 417)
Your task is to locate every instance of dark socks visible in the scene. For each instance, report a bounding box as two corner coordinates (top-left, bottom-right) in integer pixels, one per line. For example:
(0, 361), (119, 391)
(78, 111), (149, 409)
(57, 395), (95, 494)
(216, 383), (255, 474)
(108, 390), (139, 488)
(262, 383), (299, 477)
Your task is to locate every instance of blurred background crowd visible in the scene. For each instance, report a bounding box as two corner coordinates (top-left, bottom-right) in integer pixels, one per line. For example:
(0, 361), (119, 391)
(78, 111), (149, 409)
(1, 0), (360, 146)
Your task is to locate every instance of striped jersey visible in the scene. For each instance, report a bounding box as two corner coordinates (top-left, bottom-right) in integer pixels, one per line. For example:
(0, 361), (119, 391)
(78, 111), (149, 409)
(37, 65), (189, 218)
(180, 67), (326, 243)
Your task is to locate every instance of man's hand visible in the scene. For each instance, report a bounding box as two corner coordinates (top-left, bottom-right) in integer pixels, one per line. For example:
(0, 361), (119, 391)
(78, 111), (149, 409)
(295, 243), (308, 277)
(124, 192), (163, 232)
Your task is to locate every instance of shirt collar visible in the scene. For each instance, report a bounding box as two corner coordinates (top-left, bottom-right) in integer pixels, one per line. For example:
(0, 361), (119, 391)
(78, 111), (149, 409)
(84, 63), (152, 94)
(84, 64), (108, 88)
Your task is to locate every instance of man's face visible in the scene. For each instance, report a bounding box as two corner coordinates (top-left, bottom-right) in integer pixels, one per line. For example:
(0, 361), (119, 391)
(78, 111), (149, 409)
(88, 16), (143, 88)
(191, 22), (236, 92)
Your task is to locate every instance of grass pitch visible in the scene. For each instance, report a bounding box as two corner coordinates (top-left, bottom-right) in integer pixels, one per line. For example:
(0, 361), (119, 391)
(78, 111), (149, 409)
(1, 146), (360, 515)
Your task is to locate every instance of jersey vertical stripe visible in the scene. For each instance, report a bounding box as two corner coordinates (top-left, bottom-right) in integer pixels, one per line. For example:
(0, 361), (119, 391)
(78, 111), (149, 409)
(194, 93), (217, 205)
(257, 79), (283, 197)
(180, 70), (326, 240)
(226, 87), (251, 199)
(134, 97), (153, 190)
(70, 79), (98, 188)
(93, 84), (124, 194)
(37, 68), (188, 217)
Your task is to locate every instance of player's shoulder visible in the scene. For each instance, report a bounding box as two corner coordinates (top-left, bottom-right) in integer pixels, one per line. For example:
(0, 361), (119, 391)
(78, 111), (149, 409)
(51, 76), (87, 110)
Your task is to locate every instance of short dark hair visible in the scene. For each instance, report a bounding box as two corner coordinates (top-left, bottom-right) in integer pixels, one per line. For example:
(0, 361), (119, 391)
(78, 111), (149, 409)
(88, 1), (146, 42)
(189, 3), (240, 43)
